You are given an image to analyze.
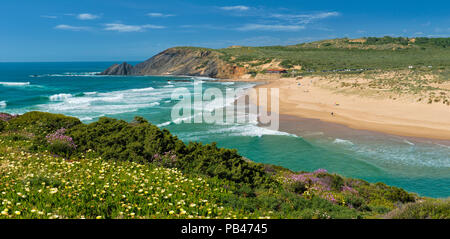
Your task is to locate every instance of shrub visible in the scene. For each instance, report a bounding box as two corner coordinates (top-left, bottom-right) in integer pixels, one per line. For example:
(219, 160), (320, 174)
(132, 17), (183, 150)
(8, 111), (81, 136)
(374, 182), (415, 203)
(343, 194), (368, 210)
(68, 117), (272, 188)
(330, 174), (345, 191)
(46, 128), (77, 158)
(0, 113), (16, 122)
(386, 200), (450, 219)
(0, 120), (5, 132)
(288, 180), (307, 194)
(152, 151), (178, 168)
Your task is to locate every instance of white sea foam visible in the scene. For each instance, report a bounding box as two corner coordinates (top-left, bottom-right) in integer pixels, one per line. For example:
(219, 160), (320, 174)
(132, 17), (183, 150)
(38, 86), (168, 121)
(49, 93), (73, 101)
(214, 125), (298, 137)
(403, 139), (415, 146)
(79, 116), (94, 121)
(333, 138), (354, 146)
(0, 101), (6, 108)
(131, 87), (154, 92)
(0, 81), (30, 86)
(352, 140), (450, 168)
(191, 76), (217, 81)
(301, 132), (324, 137)
(157, 121), (171, 127)
(38, 72), (102, 77)
(435, 143), (450, 149)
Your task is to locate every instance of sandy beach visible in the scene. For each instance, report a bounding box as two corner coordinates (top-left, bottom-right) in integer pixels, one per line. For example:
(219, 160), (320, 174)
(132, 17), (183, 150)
(234, 75), (450, 140)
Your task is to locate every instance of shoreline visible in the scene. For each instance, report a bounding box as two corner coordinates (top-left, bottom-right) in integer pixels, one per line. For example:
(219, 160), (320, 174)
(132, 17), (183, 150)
(227, 75), (450, 141)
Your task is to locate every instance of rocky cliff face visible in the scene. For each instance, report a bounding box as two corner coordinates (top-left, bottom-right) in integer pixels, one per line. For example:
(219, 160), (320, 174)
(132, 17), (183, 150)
(100, 62), (134, 75)
(99, 47), (246, 79)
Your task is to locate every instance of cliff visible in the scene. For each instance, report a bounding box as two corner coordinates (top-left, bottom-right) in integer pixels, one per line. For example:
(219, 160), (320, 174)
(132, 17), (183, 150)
(100, 62), (134, 75)
(99, 47), (246, 79)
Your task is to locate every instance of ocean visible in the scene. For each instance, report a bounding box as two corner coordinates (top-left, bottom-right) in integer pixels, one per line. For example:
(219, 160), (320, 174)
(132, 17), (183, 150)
(1, 62), (449, 198)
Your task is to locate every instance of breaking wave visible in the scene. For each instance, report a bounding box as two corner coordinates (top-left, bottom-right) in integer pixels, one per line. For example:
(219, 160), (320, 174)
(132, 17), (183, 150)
(49, 93), (73, 101)
(0, 81), (30, 86)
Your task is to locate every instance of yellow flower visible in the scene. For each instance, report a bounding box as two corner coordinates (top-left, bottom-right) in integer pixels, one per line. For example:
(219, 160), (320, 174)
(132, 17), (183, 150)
(96, 216), (102, 219)
(15, 211), (21, 215)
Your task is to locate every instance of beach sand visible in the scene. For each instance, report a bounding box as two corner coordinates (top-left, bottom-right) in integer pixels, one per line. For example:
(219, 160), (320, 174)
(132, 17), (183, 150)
(233, 75), (450, 140)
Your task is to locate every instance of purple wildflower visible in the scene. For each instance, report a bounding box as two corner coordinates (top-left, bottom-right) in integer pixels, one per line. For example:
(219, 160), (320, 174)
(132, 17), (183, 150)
(342, 185), (358, 194)
(0, 113), (17, 122)
(46, 128), (77, 149)
(314, 168), (328, 175)
(320, 192), (337, 203)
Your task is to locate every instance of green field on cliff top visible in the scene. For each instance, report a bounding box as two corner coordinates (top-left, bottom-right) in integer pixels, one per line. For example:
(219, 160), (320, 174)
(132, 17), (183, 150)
(177, 37), (450, 72)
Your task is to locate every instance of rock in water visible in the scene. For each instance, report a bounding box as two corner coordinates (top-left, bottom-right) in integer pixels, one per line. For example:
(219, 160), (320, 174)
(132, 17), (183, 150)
(99, 62), (134, 75)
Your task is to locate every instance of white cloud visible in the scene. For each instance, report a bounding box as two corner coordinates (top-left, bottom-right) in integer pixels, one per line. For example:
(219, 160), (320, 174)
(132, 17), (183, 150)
(147, 12), (175, 17)
(220, 5), (249, 11)
(104, 23), (165, 32)
(41, 15), (58, 19)
(77, 13), (100, 20)
(54, 24), (90, 31)
(270, 11), (340, 24)
(237, 24), (305, 31)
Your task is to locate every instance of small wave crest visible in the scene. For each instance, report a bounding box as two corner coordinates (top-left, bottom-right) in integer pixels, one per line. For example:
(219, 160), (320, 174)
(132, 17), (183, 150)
(33, 72), (102, 77)
(0, 81), (30, 86)
(0, 101), (6, 108)
(49, 93), (73, 101)
(333, 138), (354, 146)
(131, 87), (154, 92)
(403, 139), (415, 146)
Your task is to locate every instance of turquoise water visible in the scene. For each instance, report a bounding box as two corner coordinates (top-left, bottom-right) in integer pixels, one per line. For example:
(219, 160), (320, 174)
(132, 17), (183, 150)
(1, 62), (449, 198)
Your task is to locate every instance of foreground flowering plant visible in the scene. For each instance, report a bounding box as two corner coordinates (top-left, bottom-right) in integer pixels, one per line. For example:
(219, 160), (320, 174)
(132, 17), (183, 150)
(0, 113), (17, 122)
(287, 169), (358, 205)
(0, 137), (268, 219)
(45, 128), (77, 149)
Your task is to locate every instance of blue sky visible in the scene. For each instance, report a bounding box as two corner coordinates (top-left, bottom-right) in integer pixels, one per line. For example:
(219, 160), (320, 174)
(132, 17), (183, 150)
(1, 0), (449, 62)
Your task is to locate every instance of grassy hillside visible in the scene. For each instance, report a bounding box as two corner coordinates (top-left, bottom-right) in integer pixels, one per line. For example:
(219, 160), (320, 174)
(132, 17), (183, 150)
(1, 112), (449, 219)
(173, 37), (450, 72)
(218, 37), (449, 71)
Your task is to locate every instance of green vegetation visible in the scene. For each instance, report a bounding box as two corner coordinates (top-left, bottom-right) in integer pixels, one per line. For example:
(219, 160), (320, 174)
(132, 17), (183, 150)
(176, 37), (450, 72)
(1, 112), (449, 219)
(386, 199), (450, 219)
(319, 67), (450, 103)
